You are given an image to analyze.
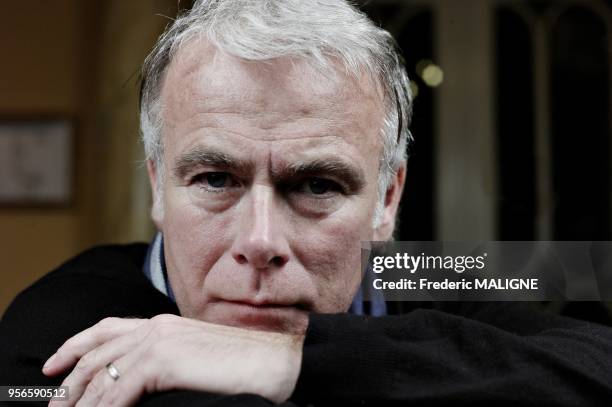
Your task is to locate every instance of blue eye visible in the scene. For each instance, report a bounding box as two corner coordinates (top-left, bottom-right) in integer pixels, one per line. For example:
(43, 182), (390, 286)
(192, 172), (239, 191)
(205, 172), (228, 188)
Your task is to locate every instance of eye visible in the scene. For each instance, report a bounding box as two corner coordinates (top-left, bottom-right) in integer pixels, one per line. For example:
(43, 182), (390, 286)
(192, 172), (239, 191)
(286, 177), (345, 215)
(300, 177), (342, 195)
(205, 172), (229, 188)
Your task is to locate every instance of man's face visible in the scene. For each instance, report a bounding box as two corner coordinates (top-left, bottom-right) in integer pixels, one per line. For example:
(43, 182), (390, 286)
(150, 40), (398, 334)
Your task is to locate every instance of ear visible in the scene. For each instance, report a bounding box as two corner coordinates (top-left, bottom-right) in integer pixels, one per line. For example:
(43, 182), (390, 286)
(147, 159), (164, 229)
(373, 163), (406, 241)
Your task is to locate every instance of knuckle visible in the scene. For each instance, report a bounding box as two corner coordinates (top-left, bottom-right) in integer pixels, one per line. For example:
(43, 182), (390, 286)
(101, 388), (119, 406)
(151, 314), (175, 324)
(135, 357), (159, 389)
(74, 354), (94, 375)
(74, 350), (102, 379)
(99, 317), (119, 329)
(86, 377), (103, 398)
(149, 316), (177, 336)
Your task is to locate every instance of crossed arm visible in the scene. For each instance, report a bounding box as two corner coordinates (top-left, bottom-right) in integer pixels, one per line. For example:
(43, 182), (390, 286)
(35, 303), (612, 406)
(2, 266), (612, 407)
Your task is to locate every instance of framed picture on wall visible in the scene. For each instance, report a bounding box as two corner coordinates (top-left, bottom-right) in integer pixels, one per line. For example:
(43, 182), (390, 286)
(0, 118), (73, 205)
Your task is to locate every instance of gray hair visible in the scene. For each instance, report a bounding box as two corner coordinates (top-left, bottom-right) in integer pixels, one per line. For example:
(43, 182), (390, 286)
(140, 0), (413, 225)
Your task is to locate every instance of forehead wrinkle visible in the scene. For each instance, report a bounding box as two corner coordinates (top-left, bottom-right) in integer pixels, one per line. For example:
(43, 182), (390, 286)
(176, 112), (351, 143)
(218, 130), (346, 143)
(185, 88), (342, 128)
(189, 99), (333, 121)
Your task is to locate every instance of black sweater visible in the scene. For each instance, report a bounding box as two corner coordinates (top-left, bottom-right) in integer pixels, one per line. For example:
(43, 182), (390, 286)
(1, 244), (612, 406)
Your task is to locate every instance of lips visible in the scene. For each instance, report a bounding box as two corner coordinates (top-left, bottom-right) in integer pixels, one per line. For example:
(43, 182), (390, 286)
(207, 299), (309, 332)
(224, 299), (303, 308)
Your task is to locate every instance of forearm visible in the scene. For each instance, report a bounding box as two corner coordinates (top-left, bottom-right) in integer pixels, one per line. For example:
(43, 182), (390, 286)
(291, 306), (612, 405)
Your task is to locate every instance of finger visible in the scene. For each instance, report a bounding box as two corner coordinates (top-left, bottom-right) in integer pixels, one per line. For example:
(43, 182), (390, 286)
(75, 361), (123, 407)
(98, 353), (150, 407)
(43, 318), (146, 376)
(49, 328), (145, 407)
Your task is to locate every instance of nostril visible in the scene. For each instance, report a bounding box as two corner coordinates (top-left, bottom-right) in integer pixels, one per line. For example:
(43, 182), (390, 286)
(271, 256), (286, 267)
(234, 254), (248, 264)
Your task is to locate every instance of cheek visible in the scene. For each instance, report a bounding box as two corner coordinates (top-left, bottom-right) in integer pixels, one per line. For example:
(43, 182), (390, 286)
(293, 205), (373, 312)
(161, 194), (234, 314)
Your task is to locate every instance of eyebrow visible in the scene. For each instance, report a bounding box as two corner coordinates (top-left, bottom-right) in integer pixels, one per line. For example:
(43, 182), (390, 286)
(274, 159), (365, 193)
(173, 147), (366, 193)
(172, 147), (253, 180)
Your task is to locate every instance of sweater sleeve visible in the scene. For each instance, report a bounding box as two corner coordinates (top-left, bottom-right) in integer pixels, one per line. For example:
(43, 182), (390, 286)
(291, 302), (612, 406)
(137, 390), (298, 407)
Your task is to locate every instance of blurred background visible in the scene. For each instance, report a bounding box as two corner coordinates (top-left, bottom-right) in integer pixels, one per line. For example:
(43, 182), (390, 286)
(0, 0), (610, 315)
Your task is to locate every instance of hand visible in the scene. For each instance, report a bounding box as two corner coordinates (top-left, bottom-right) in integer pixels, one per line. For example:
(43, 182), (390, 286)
(42, 314), (304, 406)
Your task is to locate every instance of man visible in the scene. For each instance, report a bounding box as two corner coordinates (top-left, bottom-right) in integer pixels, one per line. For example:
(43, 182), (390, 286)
(1, 1), (611, 406)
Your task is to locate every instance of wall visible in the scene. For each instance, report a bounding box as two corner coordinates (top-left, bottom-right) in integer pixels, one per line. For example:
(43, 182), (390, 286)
(0, 0), (175, 314)
(0, 0), (93, 314)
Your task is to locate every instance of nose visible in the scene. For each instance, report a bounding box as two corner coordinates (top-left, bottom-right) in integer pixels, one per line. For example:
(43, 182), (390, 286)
(231, 185), (290, 270)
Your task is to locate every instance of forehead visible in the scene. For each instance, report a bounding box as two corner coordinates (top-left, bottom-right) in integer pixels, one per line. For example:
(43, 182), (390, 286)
(159, 38), (385, 162)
